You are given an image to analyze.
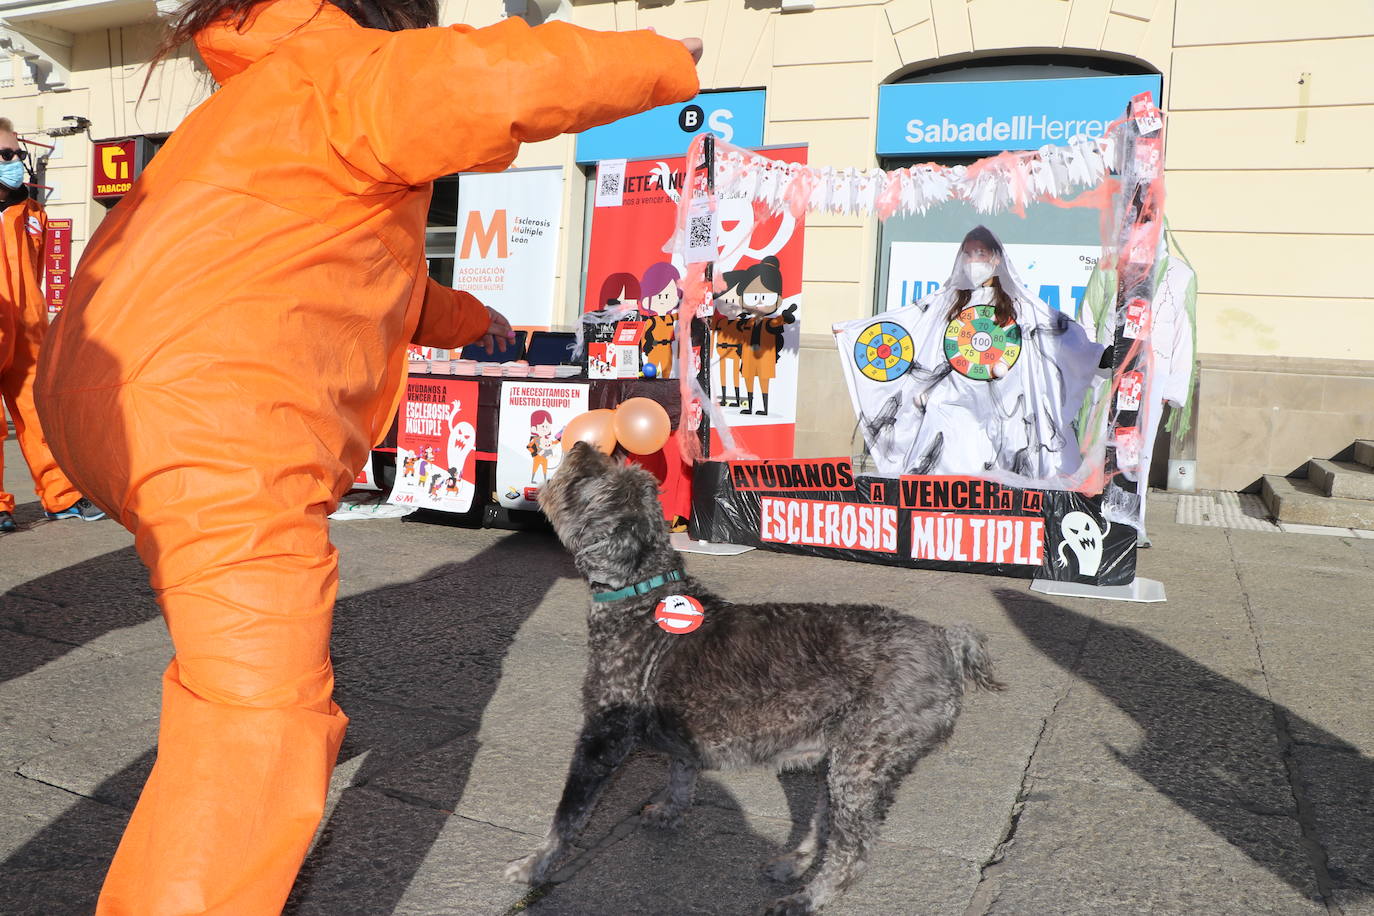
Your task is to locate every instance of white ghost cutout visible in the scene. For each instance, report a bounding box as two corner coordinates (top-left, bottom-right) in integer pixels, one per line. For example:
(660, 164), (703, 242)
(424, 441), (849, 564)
(1057, 510), (1109, 577)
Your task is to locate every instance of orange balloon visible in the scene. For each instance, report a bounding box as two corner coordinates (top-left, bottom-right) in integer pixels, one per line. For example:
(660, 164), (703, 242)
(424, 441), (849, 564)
(560, 409), (617, 455)
(613, 397), (672, 455)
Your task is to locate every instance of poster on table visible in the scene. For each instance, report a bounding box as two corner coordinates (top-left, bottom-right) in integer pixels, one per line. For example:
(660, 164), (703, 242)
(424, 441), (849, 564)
(387, 378), (480, 513)
(689, 460), (1135, 585)
(884, 241), (1100, 322)
(496, 381), (590, 511)
(584, 146), (807, 460)
(454, 166), (563, 329)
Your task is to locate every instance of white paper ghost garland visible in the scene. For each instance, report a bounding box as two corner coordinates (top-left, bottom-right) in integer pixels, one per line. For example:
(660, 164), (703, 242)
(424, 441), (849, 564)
(709, 135), (1115, 221)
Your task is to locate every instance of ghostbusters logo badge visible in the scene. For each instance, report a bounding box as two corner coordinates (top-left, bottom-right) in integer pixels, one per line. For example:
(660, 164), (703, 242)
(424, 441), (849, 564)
(654, 595), (704, 635)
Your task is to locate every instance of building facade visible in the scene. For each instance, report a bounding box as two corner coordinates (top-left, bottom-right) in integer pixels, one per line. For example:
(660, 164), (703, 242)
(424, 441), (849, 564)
(1, 0), (1370, 490)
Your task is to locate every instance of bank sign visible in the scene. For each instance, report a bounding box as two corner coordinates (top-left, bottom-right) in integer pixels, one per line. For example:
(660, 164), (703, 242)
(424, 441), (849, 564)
(575, 90), (765, 164)
(876, 74), (1162, 156)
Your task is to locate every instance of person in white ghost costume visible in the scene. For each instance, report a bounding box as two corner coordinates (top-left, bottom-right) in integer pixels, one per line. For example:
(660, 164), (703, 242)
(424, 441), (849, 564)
(836, 226), (1105, 481)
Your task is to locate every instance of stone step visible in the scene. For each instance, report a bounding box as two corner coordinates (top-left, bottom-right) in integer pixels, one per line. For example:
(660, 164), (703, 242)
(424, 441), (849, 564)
(1307, 458), (1374, 501)
(1355, 439), (1374, 470)
(1261, 475), (1374, 530)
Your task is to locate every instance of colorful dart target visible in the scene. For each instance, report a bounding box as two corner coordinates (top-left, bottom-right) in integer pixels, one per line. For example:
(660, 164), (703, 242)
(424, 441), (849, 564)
(853, 321), (915, 383)
(943, 305), (1022, 380)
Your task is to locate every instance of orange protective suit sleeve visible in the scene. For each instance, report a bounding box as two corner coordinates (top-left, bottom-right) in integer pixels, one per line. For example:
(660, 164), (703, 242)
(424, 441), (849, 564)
(329, 18), (700, 185)
(411, 276), (490, 348)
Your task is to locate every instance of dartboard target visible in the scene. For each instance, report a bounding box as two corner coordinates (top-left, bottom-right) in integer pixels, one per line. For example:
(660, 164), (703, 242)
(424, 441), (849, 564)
(943, 306), (1022, 381)
(853, 321), (915, 383)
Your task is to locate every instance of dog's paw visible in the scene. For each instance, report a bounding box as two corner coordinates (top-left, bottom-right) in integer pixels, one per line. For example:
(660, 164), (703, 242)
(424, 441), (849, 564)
(761, 893), (816, 916)
(640, 802), (685, 831)
(762, 852), (812, 883)
(504, 853), (544, 885)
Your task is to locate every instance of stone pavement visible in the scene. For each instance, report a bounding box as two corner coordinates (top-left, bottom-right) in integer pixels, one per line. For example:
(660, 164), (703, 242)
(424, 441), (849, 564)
(2, 433), (1372, 915)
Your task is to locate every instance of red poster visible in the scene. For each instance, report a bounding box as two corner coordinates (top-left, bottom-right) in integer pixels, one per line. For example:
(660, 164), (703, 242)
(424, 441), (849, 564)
(388, 378), (480, 512)
(44, 217), (71, 318)
(585, 146), (808, 460)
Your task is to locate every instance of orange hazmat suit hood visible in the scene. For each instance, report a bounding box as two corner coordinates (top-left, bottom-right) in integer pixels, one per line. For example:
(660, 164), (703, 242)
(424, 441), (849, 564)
(195, 0), (355, 84)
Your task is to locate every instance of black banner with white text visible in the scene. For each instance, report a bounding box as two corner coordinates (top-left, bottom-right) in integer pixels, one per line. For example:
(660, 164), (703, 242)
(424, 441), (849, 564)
(690, 462), (1135, 585)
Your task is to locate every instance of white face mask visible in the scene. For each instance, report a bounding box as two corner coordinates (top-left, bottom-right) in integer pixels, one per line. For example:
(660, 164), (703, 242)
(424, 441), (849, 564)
(967, 261), (997, 288)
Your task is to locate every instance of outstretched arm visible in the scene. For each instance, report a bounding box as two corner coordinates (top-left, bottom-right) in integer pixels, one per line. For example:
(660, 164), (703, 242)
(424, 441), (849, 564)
(336, 20), (700, 185)
(411, 276), (513, 353)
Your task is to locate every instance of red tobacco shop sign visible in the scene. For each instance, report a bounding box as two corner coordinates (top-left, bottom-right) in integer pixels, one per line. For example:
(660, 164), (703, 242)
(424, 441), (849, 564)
(92, 139), (143, 200)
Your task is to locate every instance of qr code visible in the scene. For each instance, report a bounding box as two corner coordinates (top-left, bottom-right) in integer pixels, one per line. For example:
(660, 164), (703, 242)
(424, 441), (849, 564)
(687, 215), (712, 250)
(599, 170), (622, 198)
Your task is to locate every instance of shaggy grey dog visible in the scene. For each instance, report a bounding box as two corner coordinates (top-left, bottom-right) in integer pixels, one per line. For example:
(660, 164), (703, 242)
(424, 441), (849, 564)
(506, 442), (1005, 915)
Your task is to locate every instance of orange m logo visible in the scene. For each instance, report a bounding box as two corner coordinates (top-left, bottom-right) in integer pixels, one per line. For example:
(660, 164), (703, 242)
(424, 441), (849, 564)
(459, 209), (508, 259)
(101, 145), (130, 180)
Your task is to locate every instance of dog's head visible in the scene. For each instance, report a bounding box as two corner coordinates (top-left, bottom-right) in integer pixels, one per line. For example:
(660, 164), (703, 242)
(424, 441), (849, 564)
(539, 442), (672, 590)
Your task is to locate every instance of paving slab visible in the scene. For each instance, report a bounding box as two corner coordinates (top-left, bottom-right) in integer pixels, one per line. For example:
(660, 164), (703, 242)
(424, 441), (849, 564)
(1291, 745), (1374, 900)
(984, 777), (1326, 915)
(0, 772), (126, 916)
(284, 787), (531, 916)
(16, 722), (156, 811)
(1028, 680), (1295, 814)
(0, 644), (164, 772)
(1255, 627), (1374, 755)
(521, 800), (981, 916)
(0, 519), (134, 595)
(1072, 615), (1268, 693)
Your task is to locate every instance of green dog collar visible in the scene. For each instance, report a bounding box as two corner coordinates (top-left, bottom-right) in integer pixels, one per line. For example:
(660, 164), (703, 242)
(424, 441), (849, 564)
(592, 570), (684, 603)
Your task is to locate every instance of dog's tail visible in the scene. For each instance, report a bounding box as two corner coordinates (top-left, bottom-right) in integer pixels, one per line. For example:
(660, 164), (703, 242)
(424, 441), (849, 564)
(944, 624), (1006, 692)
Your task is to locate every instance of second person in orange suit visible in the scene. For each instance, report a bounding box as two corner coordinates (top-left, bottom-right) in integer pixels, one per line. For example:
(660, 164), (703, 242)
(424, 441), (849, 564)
(35, 0), (701, 912)
(0, 117), (103, 531)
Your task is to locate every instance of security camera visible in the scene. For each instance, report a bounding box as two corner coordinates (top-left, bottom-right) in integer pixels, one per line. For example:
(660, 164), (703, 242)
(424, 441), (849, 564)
(43, 115), (92, 137)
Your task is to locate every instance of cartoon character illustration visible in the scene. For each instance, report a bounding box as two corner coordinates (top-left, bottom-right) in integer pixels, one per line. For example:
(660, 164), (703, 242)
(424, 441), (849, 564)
(528, 409), (557, 482)
(444, 473), (462, 497)
(598, 272), (640, 311)
(711, 275), (748, 408)
(416, 445), (436, 488)
(731, 256), (797, 416)
(427, 473), (446, 498)
(638, 262), (681, 379)
(402, 454), (417, 479)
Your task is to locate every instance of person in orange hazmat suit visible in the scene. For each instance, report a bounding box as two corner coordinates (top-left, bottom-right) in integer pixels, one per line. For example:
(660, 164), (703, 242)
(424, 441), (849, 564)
(33, 0), (702, 910)
(0, 118), (104, 532)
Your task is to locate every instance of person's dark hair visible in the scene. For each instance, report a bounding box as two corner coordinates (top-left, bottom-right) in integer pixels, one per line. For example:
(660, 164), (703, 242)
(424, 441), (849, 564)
(151, 0), (438, 72)
(945, 226), (1017, 327)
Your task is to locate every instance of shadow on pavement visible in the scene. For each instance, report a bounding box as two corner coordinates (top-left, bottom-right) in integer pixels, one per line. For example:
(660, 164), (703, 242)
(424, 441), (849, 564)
(0, 532), (817, 915)
(999, 589), (1372, 905)
(17, 548), (1368, 913)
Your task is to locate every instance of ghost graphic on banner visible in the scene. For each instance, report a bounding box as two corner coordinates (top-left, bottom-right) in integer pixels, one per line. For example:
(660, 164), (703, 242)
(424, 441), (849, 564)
(447, 417), (476, 478)
(1057, 511), (1109, 578)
